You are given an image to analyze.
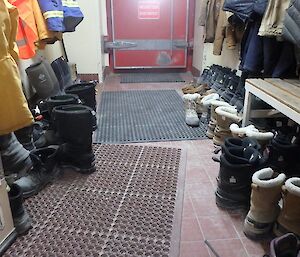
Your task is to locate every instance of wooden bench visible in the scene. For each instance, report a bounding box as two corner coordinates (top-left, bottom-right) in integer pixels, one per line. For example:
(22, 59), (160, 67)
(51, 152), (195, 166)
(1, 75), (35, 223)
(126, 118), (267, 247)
(242, 78), (300, 126)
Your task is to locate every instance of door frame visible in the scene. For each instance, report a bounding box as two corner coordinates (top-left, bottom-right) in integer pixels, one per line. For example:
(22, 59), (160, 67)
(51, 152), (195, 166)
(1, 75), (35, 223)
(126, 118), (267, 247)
(106, 0), (195, 72)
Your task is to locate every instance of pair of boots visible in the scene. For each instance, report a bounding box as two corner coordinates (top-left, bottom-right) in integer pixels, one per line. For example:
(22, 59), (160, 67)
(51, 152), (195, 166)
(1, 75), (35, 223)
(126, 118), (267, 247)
(14, 104), (96, 198)
(244, 168), (300, 239)
(213, 105), (242, 145)
(230, 123), (274, 149)
(215, 137), (264, 209)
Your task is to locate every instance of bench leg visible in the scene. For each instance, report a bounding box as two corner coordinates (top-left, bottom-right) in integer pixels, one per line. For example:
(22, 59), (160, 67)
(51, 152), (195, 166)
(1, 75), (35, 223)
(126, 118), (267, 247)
(242, 90), (252, 127)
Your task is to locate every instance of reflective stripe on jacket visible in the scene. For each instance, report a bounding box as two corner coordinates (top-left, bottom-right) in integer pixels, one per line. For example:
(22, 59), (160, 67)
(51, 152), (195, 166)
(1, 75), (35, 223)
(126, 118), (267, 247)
(38, 0), (83, 32)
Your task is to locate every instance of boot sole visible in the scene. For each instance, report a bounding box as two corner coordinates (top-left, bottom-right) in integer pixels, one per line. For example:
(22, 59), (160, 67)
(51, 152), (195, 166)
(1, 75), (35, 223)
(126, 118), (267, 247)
(60, 163), (96, 174)
(215, 190), (249, 210)
(243, 217), (274, 240)
(206, 130), (214, 139)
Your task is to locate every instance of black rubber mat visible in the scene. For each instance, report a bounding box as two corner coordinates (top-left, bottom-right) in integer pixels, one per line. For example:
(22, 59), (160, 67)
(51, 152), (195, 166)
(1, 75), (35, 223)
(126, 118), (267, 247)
(94, 90), (208, 143)
(120, 73), (185, 83)
(5, 144), (186, 257)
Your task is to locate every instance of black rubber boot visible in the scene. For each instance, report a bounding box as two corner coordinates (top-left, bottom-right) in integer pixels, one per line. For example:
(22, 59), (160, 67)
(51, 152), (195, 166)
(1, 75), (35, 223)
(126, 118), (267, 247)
(53, 104), (96, 174)
(14, 125), (35, 151)
(216, 147), (265, 210)
(265, 132), (300, 177)
(47, 94), (79, 115)
(8, 184), (32, 234)
(224, 137), (261, 151)
(65, 82), (97, 111)
(14, 146), (60, 198)
(34, 94), (79, 148)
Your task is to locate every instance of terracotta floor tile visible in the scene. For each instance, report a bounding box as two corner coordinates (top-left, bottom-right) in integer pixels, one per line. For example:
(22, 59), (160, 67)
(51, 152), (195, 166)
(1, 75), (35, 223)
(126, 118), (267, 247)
(192, 197), (227, 217)
(241, 237), (270, 257)
(180, 241), (210, 257)
(186, 182), (215, 199)
(228, 213), (248, 238)
(183, 196), (196, 219)
(207, 239), (248, 257)
(181, 217), (203, 241)
(198, 215), (239, 240)
(186, 167), (210, 184)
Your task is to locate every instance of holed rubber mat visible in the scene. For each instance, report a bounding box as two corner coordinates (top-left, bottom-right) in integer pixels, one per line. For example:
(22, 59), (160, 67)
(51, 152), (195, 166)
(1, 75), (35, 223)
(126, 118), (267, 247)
(5, 144), (186, 257)
(120, 73), (185, 83)
(95, 90), (208, 143)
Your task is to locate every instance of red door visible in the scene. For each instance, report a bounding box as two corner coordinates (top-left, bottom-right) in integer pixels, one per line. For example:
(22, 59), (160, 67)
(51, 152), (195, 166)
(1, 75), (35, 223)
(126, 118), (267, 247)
(109, 0), (189, 69)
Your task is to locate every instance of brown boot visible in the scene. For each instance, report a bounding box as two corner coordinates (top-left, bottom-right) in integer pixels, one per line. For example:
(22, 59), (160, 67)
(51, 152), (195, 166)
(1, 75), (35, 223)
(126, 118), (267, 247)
(243, 168), (286, 239)
(184, 84), (209, 94)
(274, 177), (300, 237)
(207, 100), (230, 139)
(213, 106), (242, 145)
(182, 81), (196, 94)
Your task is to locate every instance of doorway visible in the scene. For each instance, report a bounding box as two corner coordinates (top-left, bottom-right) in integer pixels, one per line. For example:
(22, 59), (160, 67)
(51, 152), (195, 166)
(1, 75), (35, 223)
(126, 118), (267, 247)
(106, 0), (194, 71)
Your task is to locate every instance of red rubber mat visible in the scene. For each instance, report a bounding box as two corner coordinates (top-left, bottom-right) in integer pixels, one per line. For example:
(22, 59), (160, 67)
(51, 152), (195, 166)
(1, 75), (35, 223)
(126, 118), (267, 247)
(5, 144), (186, 257)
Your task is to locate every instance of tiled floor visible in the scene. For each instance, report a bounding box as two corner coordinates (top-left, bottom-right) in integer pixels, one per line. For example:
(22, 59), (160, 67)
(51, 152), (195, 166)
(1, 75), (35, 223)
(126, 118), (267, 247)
(100, 73), (270, 257)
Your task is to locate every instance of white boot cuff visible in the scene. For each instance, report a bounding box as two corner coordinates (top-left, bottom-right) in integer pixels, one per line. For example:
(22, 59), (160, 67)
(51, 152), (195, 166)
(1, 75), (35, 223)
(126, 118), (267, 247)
(285, 178), (300, 197)
(215, 106), (241, 122)
(201, 93), (219, 107)
(252, 168), (286, 188)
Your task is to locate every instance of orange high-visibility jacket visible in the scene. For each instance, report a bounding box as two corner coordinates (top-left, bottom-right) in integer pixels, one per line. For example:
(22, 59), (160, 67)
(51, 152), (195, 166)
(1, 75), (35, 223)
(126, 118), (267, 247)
(9, 0), (38, 59)
(0, 0), (33, 135)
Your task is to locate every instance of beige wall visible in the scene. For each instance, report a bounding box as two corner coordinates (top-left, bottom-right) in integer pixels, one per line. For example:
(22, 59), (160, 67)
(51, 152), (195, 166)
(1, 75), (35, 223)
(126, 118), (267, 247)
(63, 0), (108, 82)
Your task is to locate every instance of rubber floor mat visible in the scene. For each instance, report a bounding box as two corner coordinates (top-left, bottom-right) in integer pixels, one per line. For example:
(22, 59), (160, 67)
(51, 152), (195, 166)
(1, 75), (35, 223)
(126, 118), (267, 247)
(5, 144), (186, 257)
(120, 73), (185, 83)
(94, 90), (208, 143)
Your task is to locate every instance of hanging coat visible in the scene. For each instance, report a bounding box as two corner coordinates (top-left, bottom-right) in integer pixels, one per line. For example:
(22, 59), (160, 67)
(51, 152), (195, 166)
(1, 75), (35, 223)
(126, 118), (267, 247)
(259, 0), (291, 37)
(37, 0), (83, 32)
(282, 0), (300, 48)
(9, 0), (39, 59)
(0, 0), (33, 135)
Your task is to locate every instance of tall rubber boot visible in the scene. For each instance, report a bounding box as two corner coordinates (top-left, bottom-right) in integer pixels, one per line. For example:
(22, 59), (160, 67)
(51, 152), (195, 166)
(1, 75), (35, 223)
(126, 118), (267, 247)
(8, 184), (32, 234)
(53, 104), (96, 174)
(224, 137), (261, 151)
(26, 60), (60, 99)
(65, 82), (97, 111)
(243, 168), (286, 239)
(14, 146), (60, 198)
(216, 147), (265, 210)
(213, 106), (242, 145)
(269, 233), (300, 257)
(14, 125), (35, 151)
(274, 177), (300, 237)
(266, 132), (300, 177)
(34, 94), (80, 148)
(207, 100), (230, 139)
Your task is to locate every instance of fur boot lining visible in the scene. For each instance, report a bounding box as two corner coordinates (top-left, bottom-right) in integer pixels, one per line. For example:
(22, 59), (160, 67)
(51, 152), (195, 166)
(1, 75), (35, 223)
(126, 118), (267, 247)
(215, 106), (242, 122)
(285, 178), (300, 197)
(211, 100), (230, 107)
(201, 93), (220, 106)
(252, 168), (286, 188)
(183, 93), (200, 101)
(246, 130), (274, 140)
(230, 124), (256, 135)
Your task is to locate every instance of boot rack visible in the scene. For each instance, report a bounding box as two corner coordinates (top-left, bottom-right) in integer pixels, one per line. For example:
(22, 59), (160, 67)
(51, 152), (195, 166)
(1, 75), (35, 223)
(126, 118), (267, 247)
(242, 79), (300, 126)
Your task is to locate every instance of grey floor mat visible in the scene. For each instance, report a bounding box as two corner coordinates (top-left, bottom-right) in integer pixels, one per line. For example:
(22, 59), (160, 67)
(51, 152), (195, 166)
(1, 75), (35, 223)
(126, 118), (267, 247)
(120, 73), (185, 83)
(4, 144), (186, 257)
(94, 90), (208, 143)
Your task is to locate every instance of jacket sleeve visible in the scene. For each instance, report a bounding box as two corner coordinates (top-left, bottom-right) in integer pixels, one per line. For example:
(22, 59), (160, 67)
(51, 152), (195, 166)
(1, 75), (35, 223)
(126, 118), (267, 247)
(213, 8), (227, 55)
(198, 0), (209, 26)
(226, 23), (237, 50)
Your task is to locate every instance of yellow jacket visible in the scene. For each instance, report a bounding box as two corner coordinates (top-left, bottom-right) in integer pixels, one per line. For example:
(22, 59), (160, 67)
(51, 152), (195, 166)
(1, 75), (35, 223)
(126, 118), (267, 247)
(0, 0), (33, 135)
